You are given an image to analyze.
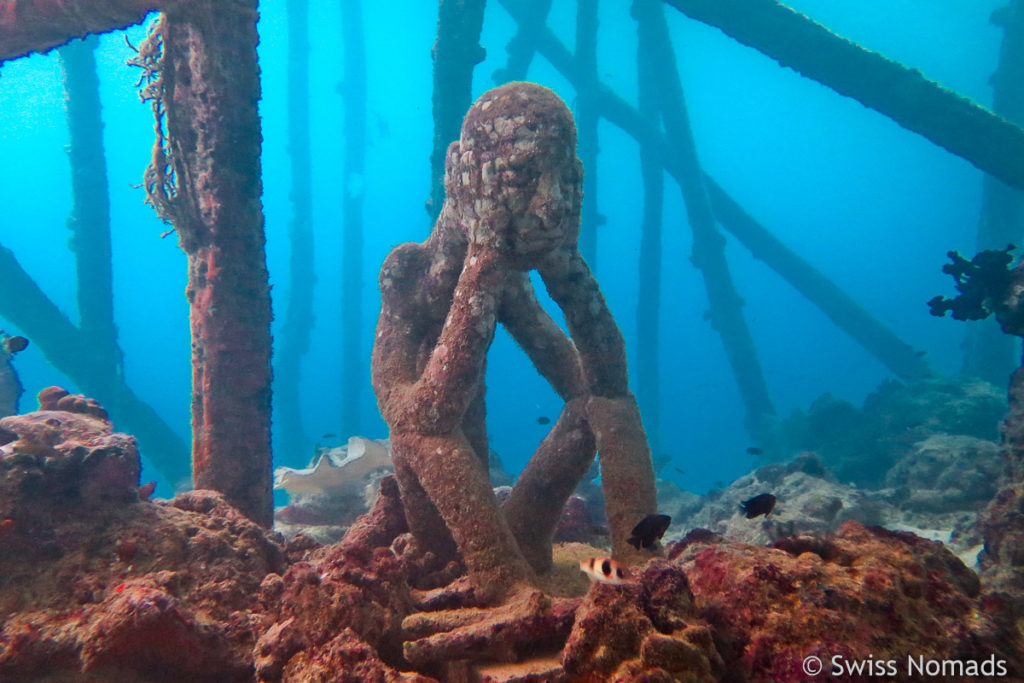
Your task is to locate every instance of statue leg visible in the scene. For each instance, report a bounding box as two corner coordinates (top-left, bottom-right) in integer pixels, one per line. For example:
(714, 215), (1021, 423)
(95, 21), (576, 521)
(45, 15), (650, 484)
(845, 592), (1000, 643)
(391, 438), (459, 565)
(587, 394), (659, 563)
(401, 431), (534, 602)
(502, 397), (596, 573)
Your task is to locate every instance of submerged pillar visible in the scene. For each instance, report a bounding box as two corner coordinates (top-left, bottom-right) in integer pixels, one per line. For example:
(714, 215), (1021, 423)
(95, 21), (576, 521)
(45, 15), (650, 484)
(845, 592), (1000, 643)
(275, 0), (315, 468)
(146, 1), (273, 526)
(340, 0), (367, 439)
(634, 0), (776, 440)
(633, 0), (665, 457)
(59, 36), (121, 414)
(964, 2), (1024, 384)
(575, 0), (601, 269)
(427, 0), (487, 221)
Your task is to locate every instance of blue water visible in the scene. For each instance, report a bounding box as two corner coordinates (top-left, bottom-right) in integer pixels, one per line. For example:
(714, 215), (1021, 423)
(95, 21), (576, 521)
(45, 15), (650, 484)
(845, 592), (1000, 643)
(0, 1), (1009, 498)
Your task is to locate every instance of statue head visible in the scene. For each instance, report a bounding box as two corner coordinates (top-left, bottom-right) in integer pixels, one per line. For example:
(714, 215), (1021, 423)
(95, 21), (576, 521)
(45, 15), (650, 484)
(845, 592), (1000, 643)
(443, 82), (583, 269)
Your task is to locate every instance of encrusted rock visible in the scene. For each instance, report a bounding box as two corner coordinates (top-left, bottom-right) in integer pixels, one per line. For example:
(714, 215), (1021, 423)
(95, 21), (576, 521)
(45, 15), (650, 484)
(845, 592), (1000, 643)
(561, 560), (721, 681)
(676, 521), (1015, 681)
(0, 388), (140, 519)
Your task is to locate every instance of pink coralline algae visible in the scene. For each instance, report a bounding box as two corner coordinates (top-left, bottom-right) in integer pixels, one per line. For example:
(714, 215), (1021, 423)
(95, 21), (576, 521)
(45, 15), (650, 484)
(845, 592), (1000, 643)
(0, 389), (286, 682)
(675, 521), (1023, 682)
(0, 389), (1021, 682)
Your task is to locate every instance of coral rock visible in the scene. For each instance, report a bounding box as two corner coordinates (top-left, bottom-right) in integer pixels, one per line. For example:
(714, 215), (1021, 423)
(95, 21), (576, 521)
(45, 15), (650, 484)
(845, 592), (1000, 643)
(562, 560), (721, 681)
(0, 394), (140, 518)
(0, 487), (286, 681)
(677, 521), (1009, 681)
(280, 627), (433, 682)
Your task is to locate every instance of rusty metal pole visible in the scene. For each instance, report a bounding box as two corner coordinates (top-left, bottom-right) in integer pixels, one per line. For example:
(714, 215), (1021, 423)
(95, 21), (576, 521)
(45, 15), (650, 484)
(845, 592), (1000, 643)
(156, 0), (273, 526)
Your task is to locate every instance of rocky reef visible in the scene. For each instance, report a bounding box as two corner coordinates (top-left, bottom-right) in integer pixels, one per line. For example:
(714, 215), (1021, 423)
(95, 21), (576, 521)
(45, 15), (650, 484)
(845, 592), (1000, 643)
(2, 388), (1023, 681)
(0, 388), (286, 682)
(655, 376), (1009, 573)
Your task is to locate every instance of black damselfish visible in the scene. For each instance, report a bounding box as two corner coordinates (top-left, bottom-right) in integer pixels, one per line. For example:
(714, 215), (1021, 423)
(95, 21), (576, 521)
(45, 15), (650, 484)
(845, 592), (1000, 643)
(739, 493), (776, 519)
(627, 513), (671, 549)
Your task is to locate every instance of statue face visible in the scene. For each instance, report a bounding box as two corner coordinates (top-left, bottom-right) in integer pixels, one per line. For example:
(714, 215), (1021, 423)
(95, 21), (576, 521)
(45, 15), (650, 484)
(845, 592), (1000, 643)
(441, 83), (583, 270)
(502, 142), (582, 266)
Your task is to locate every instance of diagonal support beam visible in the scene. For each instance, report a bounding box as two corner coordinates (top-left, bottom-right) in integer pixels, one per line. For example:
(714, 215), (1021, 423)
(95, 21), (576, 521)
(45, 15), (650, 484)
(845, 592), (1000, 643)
(496, 0), (932, 383)
(634, 0), (775, 438)
(663, 0), (1024, 192)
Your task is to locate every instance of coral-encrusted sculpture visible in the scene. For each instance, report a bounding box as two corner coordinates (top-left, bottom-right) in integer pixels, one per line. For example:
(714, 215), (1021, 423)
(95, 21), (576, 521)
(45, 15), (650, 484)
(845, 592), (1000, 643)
(371, 82), (657, 603)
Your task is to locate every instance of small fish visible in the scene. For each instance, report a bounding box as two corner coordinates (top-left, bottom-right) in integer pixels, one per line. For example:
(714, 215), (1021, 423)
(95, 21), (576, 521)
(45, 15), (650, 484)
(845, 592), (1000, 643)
(627, 513), (672, 550)
(673, 467), (685, 475)
(321, 433), (337, 439)
(746, 446), (763, 455)
(537, 416), (551, 425)
(579, 557), (631, 585)
(739, 493), (776, 519)
(2, 336), (28, 354)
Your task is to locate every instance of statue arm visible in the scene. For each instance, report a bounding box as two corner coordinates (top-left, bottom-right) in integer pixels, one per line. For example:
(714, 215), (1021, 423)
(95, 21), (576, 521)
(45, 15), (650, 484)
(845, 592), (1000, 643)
(538, 248), (629, 397)
(498, 271), (587, 401)
(374, 245), (504, 434)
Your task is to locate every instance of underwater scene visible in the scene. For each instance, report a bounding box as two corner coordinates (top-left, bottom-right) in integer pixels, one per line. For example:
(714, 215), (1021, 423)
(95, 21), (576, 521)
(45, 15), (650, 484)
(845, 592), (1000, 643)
(2, 0), (1024, 680)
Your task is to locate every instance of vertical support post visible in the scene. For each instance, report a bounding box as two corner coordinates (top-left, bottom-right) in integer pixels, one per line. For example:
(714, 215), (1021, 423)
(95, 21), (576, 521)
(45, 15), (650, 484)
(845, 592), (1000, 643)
(427, 0), (487, 221)
(633, 0), (775, 440)
(493, 0), (552, 83)
(159, 0), (273, 526)
(964, 1), (1024, 384)
(575, 0), (601, 269)
(633, 2), (664, 457)
(340, 0), (366, 438)
(59, 36), (121, 409)
(275, 0), (316, 467)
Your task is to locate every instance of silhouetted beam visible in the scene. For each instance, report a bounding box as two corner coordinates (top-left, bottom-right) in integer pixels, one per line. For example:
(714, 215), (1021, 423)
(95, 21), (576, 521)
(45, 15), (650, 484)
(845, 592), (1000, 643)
(0, 0), (167, 62)
(427, 0), (487, 220)
(59, 36), (121, 413)
(964, 2), (1024, 384)
(662, 0), (1024, 193)
(341, 0), (366, 438)
(496, 0), (933, 383)
(634, 0), (664, 454)
(702, 180), (933, 382)
(493, 0), (552, 83)
(576, 0), (601, 270)
(634, 0), (775, 439)
(275, 0), (316, 468)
